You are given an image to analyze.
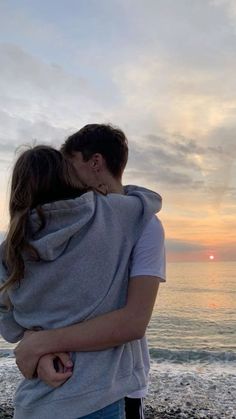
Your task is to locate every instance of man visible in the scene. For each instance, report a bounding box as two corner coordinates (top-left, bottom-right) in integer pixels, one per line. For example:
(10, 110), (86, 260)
(15, 124), (166, 419)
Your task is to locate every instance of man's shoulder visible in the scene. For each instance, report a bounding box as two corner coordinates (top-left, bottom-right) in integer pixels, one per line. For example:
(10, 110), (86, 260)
(139, 215), (164, 242)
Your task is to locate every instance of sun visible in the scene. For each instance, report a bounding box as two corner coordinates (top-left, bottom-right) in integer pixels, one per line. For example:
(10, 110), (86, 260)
(209, 255), (215, 260)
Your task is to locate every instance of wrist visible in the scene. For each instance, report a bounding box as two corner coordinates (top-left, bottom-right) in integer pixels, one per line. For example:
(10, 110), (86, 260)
(35, 328), (66, 356)
(28, 330), (54, 357)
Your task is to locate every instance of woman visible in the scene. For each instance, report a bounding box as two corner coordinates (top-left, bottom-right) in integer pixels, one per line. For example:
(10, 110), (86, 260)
(0, 145), (161, 419)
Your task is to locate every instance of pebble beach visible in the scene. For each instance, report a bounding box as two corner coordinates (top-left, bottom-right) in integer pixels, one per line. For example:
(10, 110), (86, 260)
(0, 357), (235, 419)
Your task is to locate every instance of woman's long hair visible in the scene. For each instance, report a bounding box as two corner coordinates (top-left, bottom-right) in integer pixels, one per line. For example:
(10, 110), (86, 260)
(0, 145), (85, 294)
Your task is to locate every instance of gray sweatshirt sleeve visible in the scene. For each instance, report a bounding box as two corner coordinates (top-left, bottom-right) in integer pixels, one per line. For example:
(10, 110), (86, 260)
(107, 186), (162, 243)
(0, 247), (25, 343)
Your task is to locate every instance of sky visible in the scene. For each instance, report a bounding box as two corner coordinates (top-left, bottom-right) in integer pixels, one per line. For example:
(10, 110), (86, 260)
(0, 0), (235, 262)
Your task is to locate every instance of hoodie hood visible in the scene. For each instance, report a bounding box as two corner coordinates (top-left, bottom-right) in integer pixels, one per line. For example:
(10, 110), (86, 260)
(29, 191), (96, 261)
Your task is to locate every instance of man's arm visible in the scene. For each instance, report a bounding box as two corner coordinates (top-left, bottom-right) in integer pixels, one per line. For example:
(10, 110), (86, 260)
(15, 276), (160, 378)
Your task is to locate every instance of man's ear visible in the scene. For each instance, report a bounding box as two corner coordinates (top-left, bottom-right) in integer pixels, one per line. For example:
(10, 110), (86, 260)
(89, 153), (105, 171)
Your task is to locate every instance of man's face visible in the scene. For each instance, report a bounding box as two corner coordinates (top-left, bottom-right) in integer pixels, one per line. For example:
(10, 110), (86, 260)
(69, 152), (98, 188)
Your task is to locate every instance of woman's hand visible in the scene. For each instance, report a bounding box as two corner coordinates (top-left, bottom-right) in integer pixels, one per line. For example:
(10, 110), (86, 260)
(37, 353), (73, 387)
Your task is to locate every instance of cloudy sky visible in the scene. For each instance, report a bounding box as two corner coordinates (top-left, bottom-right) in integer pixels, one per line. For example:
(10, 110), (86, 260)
(0, 0), (235, 261)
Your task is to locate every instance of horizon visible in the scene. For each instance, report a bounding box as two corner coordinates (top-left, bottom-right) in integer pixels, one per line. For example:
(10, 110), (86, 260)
(0, 229), (235, 263)
(0, 1), (235, 263)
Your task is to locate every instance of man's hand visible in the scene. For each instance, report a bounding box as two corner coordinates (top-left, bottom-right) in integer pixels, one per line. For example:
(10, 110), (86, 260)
(37, 353), (73, 388)
(14, 331), (44, 378)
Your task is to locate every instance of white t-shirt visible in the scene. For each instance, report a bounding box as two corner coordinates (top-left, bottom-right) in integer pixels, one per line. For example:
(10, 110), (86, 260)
(127, 215), (166, 399)
(129, 216), (166, 280)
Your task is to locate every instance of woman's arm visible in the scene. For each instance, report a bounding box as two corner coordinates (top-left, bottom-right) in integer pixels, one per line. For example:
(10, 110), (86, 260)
(15, 276), (160, 379)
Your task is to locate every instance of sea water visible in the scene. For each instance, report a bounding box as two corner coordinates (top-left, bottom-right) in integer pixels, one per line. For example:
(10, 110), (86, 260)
(0, 261), (235, 361)
(145, 261), (236, 418)
(149, 261), (236, 363)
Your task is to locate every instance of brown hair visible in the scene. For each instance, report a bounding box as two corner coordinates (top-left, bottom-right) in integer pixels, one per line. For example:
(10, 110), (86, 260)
(61, 124), (128, 178)
(0, 145), (85, 294)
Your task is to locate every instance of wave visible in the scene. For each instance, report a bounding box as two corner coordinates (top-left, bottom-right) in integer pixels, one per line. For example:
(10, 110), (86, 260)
(149, 348), (236, 363)
(1, 347), (236, 364)
(0, 349), (14, 358)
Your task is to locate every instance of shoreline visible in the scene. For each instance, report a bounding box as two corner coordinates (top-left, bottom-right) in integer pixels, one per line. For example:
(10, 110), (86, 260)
(0, 358), (235, 418)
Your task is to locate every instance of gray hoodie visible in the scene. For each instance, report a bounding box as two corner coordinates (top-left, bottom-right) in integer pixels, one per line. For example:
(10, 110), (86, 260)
(0, 186), (162, 419)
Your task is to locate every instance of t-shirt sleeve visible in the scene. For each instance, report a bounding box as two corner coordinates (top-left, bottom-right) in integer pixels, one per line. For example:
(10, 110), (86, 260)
(129, 215), (166, 281)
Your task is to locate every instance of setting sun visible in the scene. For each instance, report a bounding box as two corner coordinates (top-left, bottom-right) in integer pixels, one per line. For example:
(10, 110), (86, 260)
(209, 255), (215, 260)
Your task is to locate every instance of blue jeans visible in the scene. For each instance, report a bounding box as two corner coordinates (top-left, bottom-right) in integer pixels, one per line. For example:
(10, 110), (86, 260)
(79, 399), (125, 419)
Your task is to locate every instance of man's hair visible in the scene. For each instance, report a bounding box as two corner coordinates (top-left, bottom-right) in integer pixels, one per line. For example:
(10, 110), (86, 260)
(61, 124), (128, 178)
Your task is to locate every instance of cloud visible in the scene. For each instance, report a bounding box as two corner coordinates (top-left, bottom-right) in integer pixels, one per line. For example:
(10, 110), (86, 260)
(0, 43), (112, 163)
(110, 0), (236, 137)
(0, 110), (68, 144)
(201, 125), (236, 207)
(211, 0), (236, 21)
(0, 231), (5, 243)
(0, 109), (71, 165)
(123, 128), (236, 212)
(166, 237), (236, 261)
(0, 2), (65, 55)
(112, 53), (236, 138)
(0, 43), (98, 121)
(125, 138), (201, 189)
(166, 239), (205, 253)
(126, 167), (199, 188)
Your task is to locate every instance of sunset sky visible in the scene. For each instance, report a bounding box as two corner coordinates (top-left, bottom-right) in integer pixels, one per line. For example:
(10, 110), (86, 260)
(0, 0), (235, 262)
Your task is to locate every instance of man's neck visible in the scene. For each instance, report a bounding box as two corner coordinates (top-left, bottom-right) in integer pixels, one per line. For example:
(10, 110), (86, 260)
(98, 173), (124, 194)
(106, 178), (124, 194)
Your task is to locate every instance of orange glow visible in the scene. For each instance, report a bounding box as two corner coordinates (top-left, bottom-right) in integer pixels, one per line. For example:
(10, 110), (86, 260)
(209, 255), (214, 260)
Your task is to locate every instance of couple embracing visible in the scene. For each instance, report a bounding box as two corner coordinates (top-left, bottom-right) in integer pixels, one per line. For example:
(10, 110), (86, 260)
(0, 124), (165, 419)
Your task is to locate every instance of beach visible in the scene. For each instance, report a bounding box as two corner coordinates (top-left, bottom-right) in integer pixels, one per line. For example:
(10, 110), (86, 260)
(0, 357), (235, 419)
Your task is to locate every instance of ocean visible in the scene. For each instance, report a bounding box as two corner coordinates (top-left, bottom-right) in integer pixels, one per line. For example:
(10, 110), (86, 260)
(1, 261), (235, 358)
(0, 261), (235, 417)
(148, 261), (236, 364)
(145, 261), (236, 418)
